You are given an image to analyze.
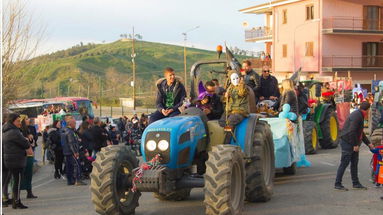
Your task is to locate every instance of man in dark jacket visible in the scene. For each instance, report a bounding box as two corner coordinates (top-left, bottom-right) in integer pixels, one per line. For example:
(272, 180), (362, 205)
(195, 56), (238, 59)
(62, 117), (86, 186)
(90, 117), (107, 153)
(3, 113), (32, 209)
(259, 66), (280, 101)
(203, 81), (224, 120)
(242, 60), (260, 99)
(149, 67), (186, 124)
(334, 102), (375, 191)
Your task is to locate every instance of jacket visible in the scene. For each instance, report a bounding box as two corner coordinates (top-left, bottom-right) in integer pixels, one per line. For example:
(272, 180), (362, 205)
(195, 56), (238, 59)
(259, 75), (280, 99)
(340, 109), (370, 147)
(78, 128), (94, 151)
(90, 125), (107, 151)
(156, 78), (186, 112)
(207, 94), (224, 120)
(47, 128), (62, 152)
(279, 90), (299, 115)
(61, 127), (80, 156)
(242, 69), (260, 95)
(2, 122), (30, 169)
(226, 82), (249, 117)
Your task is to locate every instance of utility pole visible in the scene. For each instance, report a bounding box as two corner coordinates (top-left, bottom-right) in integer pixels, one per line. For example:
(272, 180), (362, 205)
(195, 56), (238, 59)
(78, 85), (81, 97)
(87, 84), (90, 98)
(131, 27), (137, 111)
(99, 76), (102, 117)
(182, 26), (200, 90)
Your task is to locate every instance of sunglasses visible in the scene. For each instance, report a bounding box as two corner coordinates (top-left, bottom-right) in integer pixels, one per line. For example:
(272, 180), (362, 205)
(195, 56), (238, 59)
(262, 70), (270, 73)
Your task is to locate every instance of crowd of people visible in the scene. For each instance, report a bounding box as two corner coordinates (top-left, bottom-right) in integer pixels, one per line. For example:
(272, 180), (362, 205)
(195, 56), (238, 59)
(2, 111), (149, 210)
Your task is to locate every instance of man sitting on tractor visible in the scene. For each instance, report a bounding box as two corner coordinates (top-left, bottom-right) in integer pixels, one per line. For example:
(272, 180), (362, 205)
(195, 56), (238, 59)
(259, 65), (280, 103)
(194, 81), (224, 120)
(219, 70), (249, 144)
(241, 60), (260, 102)
(149, 67), (186, 124)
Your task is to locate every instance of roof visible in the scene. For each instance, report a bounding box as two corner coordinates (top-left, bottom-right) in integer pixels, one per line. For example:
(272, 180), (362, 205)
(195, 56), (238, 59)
(239, 0), (303, 14)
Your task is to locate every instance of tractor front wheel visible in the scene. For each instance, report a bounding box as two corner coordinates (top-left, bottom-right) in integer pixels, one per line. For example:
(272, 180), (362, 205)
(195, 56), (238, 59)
(204, 145), (245, 215)
(90, 145), (140, 215)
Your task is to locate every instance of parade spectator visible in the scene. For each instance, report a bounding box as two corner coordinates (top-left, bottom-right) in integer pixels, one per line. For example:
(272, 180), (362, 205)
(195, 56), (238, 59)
(90, 117), (108, 154)
(28, 118), (38, 152)
(48, 120), (64, 179)
(139, 113), (148, 132)
(19, 115), (37, 199)
(42, 125), (51, 164)
(241, 60), (260, 98)
(149, 67), (186, 124)
(212, 78), (225, 97)
(101, 122), (111, 145)
(62, 117), (86, 186)
(131, 114), (140, 130)
(371, 140), (383, 186)
(334, 102), (375, 191)
(259, 65), (280, 101)
(279, 79), (299, 115)
(78, 121), (94, 157)
(3, 113), (32, 209)
(109, 126), (119, 145)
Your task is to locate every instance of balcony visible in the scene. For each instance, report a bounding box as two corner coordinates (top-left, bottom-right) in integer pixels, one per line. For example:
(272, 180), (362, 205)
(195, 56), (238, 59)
(245, 26), (272, 42)
(323, 17), (383, 35)
(322, 55), (383, 72)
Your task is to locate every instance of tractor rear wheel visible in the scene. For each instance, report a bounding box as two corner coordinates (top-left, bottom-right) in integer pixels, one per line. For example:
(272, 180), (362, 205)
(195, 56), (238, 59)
(303, 121), (319, 154)
(153, 189), (191, 201)
(319, 110), (339, 149)
(204, 145), (245, 215)
(90, 145), (140, 215)
(245, 120), (275, 202)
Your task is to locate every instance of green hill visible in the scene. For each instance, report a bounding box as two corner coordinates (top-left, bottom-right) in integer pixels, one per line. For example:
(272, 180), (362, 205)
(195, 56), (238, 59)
(19, 40), (249, 106)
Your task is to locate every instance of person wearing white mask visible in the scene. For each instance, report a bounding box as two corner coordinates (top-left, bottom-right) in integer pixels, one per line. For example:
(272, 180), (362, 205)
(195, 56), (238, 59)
(219, 70), (249, 144)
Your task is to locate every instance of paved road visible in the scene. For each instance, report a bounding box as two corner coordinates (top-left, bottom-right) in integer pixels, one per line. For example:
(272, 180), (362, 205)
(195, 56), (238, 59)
(3, 144), (382, 215)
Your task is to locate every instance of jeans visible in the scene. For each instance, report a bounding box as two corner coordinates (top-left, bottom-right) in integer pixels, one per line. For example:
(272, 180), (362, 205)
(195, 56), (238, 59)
(65, 155), (81, 184)
(335, 140), (360, 186)
(149, 109), (180, 124)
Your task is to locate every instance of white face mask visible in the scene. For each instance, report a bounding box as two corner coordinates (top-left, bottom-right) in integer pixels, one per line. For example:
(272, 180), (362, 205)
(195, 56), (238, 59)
(230, 73), (240, 86)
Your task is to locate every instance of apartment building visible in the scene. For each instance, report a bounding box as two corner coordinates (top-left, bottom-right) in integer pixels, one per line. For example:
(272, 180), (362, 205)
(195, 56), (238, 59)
(240, 0), (383, 87)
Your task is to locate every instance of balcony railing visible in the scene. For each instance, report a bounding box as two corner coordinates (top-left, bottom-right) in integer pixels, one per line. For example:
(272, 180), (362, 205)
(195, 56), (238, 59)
(245, 26), (272, 41)
(323, 55), (383, 68)
(323, 17), (383, 31)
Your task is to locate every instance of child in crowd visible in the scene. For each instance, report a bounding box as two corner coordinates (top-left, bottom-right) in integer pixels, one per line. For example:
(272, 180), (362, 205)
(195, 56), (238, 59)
(371, 140), (383, 186)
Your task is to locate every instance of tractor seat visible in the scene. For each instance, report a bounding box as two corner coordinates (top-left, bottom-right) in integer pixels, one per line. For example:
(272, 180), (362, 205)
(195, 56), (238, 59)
(247, 86), (257, 114)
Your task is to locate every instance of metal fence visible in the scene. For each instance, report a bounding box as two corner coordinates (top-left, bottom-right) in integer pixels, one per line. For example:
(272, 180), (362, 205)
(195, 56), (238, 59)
(322, 55), (383, 68)
(323, 17), (383, 31)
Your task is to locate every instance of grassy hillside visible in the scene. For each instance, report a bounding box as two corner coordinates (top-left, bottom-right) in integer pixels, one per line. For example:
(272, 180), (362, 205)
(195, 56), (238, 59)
(19, 40), (249, 106)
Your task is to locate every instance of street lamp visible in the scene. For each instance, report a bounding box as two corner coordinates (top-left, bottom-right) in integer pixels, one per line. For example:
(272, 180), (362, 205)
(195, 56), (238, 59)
(293, 19), (320, 71)
(182, 25), (200, 89)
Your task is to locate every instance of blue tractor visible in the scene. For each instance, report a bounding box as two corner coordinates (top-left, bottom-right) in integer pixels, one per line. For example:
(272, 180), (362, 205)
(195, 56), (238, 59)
(90, 59), (275, 215)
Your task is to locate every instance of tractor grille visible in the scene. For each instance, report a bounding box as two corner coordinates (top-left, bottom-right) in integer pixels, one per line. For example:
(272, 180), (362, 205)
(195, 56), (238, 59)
(145, 131), (170, 164)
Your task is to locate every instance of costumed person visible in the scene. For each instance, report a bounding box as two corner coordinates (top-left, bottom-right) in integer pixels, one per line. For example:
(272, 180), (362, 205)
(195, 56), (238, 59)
(279, 79), (299, 116)
(219, 70), (248, 144)
(322, 82), (336, 107)
(371, 140), (383, 186)
(194, 81), (224, 120)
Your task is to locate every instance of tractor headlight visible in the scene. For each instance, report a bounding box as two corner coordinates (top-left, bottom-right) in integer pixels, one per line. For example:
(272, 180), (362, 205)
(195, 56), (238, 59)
(146, 140), (157, 151)
(158, 140), (169, 151)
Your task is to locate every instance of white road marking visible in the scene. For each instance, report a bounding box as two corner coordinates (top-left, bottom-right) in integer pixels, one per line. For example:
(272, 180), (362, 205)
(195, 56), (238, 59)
(320, 161), (336, 166)
(33, 179), (55, 189)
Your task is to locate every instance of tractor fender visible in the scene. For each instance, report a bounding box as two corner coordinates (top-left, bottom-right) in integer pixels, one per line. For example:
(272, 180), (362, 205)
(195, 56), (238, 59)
(234, 114), (258, 158)
(318, 104), (333, 124)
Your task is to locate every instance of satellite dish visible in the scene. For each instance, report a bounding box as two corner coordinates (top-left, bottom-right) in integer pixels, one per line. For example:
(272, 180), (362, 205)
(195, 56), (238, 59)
(242, 21), (249, 28)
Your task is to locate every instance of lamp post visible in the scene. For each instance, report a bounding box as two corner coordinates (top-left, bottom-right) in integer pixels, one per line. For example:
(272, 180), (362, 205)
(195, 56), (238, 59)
(182, 25), (200, 89)
(293, 19), (320, 71)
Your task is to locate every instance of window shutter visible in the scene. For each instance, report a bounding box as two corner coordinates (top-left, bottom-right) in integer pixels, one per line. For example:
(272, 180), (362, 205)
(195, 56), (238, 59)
(363, 6), (368, 30)
(283, 44), (287, 58)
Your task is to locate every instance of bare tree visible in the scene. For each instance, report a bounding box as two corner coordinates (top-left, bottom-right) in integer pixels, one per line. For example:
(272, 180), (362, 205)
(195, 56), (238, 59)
(2, 0), (45, 107)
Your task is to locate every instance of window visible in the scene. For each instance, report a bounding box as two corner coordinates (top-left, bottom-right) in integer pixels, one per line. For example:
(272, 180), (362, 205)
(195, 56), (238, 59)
(306, 5), (314, 20)
(282, 10), (287, 24)
(305, 42), (314, 57)
(282, 44), (287, 58)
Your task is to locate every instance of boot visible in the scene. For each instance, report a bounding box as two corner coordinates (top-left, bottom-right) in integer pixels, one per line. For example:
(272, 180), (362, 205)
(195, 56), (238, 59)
(26, 189), (37, 199)
(12, 200), (28, 209)
(54, 171), (61, 179)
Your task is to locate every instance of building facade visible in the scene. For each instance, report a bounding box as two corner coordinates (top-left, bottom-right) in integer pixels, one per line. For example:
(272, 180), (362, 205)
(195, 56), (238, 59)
(240, 0), (383, 86)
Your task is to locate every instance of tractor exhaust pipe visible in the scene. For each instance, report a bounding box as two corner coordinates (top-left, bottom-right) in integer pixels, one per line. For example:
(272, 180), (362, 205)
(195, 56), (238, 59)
(175, 176), (205, 189)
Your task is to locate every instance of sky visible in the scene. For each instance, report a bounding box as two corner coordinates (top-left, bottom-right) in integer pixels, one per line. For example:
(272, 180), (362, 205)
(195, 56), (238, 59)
(10, 0), (271, 55)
